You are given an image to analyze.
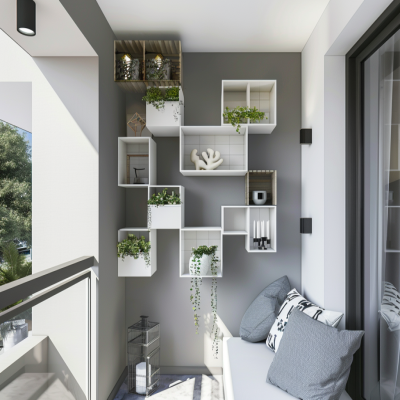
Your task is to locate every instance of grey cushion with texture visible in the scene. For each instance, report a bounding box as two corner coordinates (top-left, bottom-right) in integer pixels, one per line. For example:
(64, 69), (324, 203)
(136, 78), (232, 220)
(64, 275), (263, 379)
(240, 276), (290, 342)
(267, 308), (364, 400)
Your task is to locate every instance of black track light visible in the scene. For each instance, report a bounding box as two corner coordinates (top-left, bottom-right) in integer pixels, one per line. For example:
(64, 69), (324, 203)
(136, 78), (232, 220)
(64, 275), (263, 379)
(17, 0), (36, 36)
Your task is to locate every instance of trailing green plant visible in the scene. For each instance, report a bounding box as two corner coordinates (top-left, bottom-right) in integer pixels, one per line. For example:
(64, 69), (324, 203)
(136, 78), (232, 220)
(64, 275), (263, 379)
(147, 188), (182, 228)
(145, 59), (172, 80)
(189, 245), (220, 358)
(223, 106), (266, 133)
(117, 234), (151, 267)
(142, 87), (165, 110)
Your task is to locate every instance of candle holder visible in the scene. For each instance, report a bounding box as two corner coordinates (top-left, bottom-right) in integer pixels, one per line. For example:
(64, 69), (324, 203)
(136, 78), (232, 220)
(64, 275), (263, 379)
(261, 237), (267, 250)
(253, 238), (261, 249)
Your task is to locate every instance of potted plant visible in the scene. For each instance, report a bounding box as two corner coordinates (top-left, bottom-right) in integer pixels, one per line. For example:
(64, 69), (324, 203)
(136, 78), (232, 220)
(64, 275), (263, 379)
(223, 106), (266, 133)
(147, 188), (182, 229)
(117, 234), (151, 276)
(145, 58), (171, 80)
(189, 245), (220, 358)
(143, 87), (184, 134)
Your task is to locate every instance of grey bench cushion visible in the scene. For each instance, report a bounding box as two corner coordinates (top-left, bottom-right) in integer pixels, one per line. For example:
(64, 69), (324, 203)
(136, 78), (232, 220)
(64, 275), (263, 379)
(225, 337), (351, 400)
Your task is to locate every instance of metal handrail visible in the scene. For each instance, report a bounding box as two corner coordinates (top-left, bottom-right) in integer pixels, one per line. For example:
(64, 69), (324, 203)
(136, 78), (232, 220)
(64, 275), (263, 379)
(0, 256), (95, 311)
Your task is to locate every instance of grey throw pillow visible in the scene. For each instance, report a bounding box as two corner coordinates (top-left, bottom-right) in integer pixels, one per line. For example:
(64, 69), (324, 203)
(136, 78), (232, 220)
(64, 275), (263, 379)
(267, 308), (364, 400)
(240, 276), (290, 343)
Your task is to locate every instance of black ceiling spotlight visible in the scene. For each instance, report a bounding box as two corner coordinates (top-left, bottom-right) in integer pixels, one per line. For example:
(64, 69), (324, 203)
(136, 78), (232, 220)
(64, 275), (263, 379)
(17, 0), (36, 36)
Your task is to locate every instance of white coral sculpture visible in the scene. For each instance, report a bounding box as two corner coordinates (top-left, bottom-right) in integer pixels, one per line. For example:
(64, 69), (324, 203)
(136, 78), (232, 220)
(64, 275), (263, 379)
(190, 148), (224, 170)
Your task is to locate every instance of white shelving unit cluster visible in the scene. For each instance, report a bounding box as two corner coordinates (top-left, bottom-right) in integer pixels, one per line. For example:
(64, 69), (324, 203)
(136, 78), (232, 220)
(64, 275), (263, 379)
(118, 80), (278, 277)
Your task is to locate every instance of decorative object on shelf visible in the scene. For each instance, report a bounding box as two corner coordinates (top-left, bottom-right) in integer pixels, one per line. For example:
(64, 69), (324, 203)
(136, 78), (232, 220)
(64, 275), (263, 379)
(189, 245), (220, 358)
(252, 190), (267, 205)
(128, 315), (160, 396)
(125, 154), (149, 185)
(116, 53), (140, 80)
(253, 220), (270, 250)
(300, 218), (312, 234)
(147, 188), (182, 228)
(145, 58), (171, 80)
(300, 129), (312, 144)
(117, 234), (151, 267)
(132, 167), (148, 184)
(245, 170), (277, 206)
(223, 106), (266, 133)
(190, 149), (224, 171)
(127, 113), (146, 137)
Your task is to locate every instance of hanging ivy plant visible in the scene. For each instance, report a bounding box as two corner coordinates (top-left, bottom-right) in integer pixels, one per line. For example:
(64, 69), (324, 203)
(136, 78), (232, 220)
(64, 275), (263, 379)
(117, 234), (151, 267)
(223, 106), (266, 133)
(147, 188), (182, 229)
(142, 87), (165, 110)
(145, 59), (172, 80)
(189, 245), (220, 358)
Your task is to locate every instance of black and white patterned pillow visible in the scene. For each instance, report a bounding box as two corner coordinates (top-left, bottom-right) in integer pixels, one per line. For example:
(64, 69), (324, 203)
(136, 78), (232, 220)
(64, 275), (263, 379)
(266, 288), (343, 352)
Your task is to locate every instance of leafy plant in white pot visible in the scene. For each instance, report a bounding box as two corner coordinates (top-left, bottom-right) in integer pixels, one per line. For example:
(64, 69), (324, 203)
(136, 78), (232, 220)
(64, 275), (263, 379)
(147, 188), (182, 229)
(143, 87), (184, 136)
(117, 234), (151, 276)
(189, 245), (220, 358)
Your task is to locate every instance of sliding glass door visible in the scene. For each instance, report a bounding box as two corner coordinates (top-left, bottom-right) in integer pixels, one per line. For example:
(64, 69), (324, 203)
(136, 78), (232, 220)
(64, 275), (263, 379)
(364, 29), (400, 400)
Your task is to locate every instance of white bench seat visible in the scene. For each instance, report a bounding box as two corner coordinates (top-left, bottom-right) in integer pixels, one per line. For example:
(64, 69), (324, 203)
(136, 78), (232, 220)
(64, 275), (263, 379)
(223, 337), (351, 400)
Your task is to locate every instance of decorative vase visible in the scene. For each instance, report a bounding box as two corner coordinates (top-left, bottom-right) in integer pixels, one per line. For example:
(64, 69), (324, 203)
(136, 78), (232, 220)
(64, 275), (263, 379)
(252, 190), (267, 205)
(189, 254), (212, 276)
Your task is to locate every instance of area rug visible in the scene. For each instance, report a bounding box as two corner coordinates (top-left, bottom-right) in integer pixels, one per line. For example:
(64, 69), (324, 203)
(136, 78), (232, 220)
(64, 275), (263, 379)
(114, 374), (224, 400)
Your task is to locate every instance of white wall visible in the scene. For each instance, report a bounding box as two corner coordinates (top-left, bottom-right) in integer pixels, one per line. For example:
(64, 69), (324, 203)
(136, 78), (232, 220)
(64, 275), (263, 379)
(0, 82), (32, 132)
(301, 0), (393, 322)
(0, 30), (99, 399)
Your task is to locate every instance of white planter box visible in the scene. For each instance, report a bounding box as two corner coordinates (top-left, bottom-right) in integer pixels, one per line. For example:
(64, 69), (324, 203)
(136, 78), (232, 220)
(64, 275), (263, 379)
(149, 205), (183, 229)
(118, 255), (154, 277)
(146, 88), (184, 137)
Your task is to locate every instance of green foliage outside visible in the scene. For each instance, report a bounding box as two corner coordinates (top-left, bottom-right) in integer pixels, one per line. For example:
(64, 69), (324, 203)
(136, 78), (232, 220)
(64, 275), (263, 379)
(0, 122), (32, 247)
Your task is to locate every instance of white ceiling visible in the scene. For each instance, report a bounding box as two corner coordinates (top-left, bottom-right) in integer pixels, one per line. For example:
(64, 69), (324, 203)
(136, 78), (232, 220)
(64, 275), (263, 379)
(0, 0), (95, 56)
(96, 0), (331, 52)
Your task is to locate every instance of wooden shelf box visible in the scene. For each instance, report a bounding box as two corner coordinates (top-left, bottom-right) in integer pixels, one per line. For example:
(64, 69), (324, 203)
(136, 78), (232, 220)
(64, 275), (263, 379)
(118, 229), (157, 277)
(179, 228), (223, 278)
(147, 186), (185, 229)
(245, 170), (277, 206)
(114, 40), (182, 93)
(118, 137), (157, 187)
(180, 126), (248, 176)
(146, 87), (184, 137)
(221, 80), (277, 134)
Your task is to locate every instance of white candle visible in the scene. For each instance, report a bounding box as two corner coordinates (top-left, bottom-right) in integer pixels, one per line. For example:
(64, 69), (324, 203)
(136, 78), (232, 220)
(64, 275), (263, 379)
(267, 221), (270, 239)
(136, 362), (147, 394)
(172, 191), (175, 196)
(257, 221), (260, 239)
(261, 221), (264, 237)
(253, 220), (255, 238)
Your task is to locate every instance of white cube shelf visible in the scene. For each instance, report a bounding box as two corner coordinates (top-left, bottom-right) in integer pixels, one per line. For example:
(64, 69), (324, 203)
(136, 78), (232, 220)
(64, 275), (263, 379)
(179, 228), (223, 278)
(222, 206), (249, 235)
(246, 206), (277, 253)
(118, 137), (157, 187)
(148, 186), (185, 229)
(221, 80), (277, 134)
(118, 228), (157, 277)
(146, 87), (184, 137)
(180, 126), (248, 176)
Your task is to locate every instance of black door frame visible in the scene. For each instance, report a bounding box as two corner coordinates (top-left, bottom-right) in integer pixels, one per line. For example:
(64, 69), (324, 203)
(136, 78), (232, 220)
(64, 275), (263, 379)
(346, 1), (400, 398)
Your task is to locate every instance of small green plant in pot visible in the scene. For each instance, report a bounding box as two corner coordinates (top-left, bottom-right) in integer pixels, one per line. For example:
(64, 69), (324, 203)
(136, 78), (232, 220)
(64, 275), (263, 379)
(223, 106), (266, 133)
(117, 234), (151, 267)
(189, 245), (220, 358)
(142, 87), (180, 111)
(147, 188), (182, 228)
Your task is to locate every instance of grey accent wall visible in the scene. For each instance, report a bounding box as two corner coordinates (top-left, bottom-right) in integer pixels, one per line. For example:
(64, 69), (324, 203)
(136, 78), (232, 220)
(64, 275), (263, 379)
(125, 53), (301, 370)
(59, 1), (127, 398)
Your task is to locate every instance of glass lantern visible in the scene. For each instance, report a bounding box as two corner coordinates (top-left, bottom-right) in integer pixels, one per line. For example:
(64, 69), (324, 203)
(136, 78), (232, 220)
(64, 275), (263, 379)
(116, 53), (140, 80)
(128, 316), (160, 396)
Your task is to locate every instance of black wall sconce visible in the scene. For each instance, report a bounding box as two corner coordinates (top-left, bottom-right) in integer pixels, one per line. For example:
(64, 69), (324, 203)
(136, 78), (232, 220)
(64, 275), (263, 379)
(17, 0), (36, 36)
(300, 218), (312, 234)
(300, 129), (312, 144)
